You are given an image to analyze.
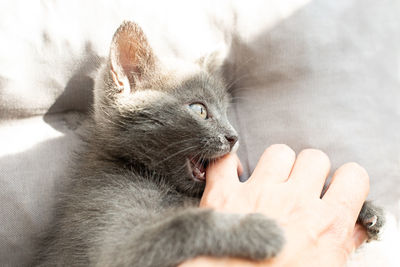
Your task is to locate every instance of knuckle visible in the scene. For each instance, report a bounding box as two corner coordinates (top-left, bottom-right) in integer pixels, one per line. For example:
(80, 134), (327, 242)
(323, 207), (354, 239)
(267, 144), (295, 157)
(342, 162), (367, 174)
(341, 162), (370, 187)
(300, 148), (331, 166)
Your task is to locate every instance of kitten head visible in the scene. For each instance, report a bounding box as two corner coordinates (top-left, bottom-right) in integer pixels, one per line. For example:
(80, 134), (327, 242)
(93, 21), (238, 196)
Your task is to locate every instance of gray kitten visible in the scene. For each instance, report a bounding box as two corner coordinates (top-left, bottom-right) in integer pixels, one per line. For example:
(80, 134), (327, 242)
(35, 21), (383, 267)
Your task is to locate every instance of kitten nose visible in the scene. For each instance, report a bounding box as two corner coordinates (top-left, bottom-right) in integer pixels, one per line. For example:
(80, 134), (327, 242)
(225, 135), (238, 150)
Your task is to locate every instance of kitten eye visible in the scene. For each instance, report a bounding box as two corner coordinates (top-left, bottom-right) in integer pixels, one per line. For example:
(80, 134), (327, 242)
(188, 103), (208, 119)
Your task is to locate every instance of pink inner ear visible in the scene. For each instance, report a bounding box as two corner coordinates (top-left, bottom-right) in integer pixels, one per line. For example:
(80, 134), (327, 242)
(118, 38), (138, 73)
(110, 21), (155, 91)
(117, 36), (139, 75)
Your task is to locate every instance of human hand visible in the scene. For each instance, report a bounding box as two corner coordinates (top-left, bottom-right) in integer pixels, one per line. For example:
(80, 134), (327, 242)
(180, 144), (369, 267)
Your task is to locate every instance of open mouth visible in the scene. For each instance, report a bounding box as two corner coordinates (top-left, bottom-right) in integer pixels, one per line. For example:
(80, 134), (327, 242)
(188, 157), (210, 182)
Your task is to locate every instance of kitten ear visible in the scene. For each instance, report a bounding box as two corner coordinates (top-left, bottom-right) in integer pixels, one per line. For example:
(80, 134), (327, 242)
(109, 21), (155, 94)
(197, 45), (228, 76)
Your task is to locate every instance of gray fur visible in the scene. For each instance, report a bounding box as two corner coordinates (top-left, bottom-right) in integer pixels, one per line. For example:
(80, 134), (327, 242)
(357, 201), (385, 241)
(34, 21), (284, 267)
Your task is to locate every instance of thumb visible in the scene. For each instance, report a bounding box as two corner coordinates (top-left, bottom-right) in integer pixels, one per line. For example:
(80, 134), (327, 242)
(200, 154), (242, 209)
(205, 153), (242, 187)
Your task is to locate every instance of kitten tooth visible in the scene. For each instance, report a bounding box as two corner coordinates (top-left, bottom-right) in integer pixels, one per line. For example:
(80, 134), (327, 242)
(193, 167), (201, 176)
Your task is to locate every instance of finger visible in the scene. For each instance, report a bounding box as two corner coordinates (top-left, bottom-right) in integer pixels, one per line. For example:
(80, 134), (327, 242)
(179, 256), (260, 267)
(353, 224), (368, 249)
(206, 153), (241, 187)
(323, 162), (370, 223)
(287, 149), (331, 197)
(201, 154), (241, 209)
(248, 144), (296, 185)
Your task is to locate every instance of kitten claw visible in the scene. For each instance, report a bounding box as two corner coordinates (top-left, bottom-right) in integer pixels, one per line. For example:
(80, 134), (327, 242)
(364, 215), (377, 228)
(357, 202), (385, 241)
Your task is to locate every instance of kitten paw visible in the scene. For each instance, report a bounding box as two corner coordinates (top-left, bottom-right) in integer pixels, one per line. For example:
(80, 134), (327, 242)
(357, 201), (385, 241)
(237, 213), (285, 260)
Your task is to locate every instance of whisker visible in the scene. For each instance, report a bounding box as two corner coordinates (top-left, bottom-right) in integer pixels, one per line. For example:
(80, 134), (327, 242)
(154, 146), (197, 167)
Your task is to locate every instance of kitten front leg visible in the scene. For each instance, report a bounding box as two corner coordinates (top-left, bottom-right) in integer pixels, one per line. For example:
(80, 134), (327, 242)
(357, 201), (385, 241)
(99, 209), (284, 267)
